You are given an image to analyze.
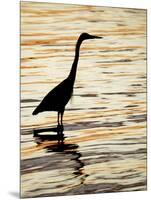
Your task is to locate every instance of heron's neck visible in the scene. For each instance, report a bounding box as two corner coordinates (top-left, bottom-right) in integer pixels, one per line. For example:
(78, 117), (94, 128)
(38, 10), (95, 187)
(68, 37), (83, 84)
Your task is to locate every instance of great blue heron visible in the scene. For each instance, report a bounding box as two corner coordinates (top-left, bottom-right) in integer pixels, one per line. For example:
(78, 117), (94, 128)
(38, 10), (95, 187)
(32, 33), (102, 129)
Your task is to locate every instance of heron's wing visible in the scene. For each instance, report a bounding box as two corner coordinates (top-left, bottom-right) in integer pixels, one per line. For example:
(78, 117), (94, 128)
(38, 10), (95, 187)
(40, 79), (66, 104)
(33, 78), (71, 113)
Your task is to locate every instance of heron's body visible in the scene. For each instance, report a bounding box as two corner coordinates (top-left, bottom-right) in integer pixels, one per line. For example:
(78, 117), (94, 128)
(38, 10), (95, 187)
(33, 77), (73, 114)
(32, 33), (102, 127)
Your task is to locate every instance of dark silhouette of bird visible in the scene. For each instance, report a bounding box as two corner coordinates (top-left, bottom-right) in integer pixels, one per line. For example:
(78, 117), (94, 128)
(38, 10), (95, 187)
(32, 33), (103, 129)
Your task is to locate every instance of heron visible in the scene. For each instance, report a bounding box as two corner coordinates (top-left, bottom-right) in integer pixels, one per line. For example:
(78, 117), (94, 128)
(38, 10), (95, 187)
(32, 33), (103, 130)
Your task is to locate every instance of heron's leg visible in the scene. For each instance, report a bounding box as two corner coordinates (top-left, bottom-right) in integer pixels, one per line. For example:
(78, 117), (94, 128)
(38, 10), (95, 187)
(59, 111), (64, 132)
(57, 112), (60, 126)
(57, 112), (61, 135)
(61, 110), (64, 126)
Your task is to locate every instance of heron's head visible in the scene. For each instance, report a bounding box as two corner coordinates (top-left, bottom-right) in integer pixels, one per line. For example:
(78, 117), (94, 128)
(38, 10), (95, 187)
(80, 32), (103, 41)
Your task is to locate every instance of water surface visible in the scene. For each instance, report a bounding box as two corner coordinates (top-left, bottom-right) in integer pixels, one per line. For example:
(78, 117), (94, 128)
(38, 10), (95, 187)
(21, 2), (147, 198)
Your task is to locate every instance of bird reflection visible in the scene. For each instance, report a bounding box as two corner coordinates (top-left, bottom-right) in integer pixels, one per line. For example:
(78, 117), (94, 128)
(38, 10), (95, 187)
(33, 127), (88, 185)
(33, 126), (64, 145)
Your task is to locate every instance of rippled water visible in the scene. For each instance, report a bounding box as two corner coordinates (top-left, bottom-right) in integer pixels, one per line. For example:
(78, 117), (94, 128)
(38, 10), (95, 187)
(20, 2), (147, 198)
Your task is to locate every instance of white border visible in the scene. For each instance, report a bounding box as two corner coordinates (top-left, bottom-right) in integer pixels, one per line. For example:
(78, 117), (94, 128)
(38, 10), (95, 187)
(0, 0), (150, 200)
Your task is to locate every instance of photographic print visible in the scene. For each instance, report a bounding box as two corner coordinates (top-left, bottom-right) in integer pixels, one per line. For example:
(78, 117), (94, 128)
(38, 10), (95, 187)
(20, 1), (147, 198)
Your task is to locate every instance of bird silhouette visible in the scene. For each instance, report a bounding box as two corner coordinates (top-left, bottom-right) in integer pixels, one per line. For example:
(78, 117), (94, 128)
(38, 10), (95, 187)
(32, 33), (103, 129)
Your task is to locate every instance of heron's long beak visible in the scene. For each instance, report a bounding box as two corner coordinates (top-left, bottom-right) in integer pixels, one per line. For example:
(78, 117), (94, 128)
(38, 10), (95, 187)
(92, 35), (103, 39)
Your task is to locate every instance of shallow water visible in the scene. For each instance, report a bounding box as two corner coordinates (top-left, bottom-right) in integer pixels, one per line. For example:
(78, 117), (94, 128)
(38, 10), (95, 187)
(20, 2), (147, 198)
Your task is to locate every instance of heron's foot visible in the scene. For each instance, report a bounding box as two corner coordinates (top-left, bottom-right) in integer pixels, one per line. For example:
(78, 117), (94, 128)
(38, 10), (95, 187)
(57, 124), (64, 132)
